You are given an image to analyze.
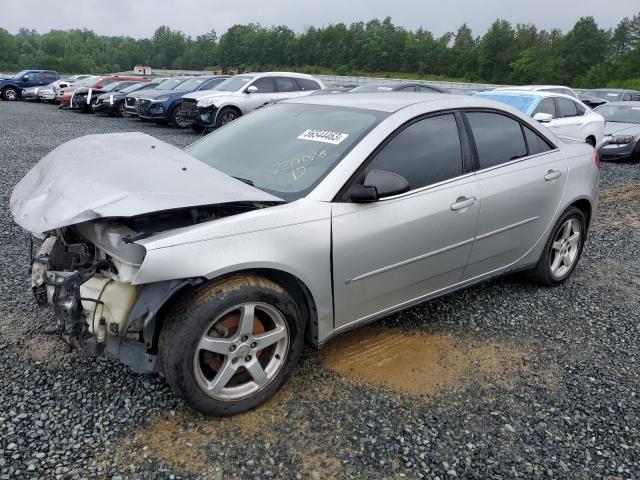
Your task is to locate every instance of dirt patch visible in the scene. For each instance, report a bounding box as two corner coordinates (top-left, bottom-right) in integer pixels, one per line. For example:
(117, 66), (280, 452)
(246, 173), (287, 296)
(321, 326), (528, 395)
(598, 183), (640, 205)
(18, 335), (68, 366)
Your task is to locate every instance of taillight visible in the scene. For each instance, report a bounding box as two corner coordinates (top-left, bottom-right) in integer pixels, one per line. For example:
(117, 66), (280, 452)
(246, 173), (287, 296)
(595, 151), (601, 169)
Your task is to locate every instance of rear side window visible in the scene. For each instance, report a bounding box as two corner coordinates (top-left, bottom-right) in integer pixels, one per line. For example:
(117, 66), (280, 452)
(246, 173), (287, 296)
(532, 98), (556, 117)
(275, 77), (297, 92)
(556, 98), (578, 117)
(467, 112), (527, 169)
(296, 78), (321, 91)
(524, 126), (553, 155)
(365, 114), (463, 191)
(250, 77), (275, 93)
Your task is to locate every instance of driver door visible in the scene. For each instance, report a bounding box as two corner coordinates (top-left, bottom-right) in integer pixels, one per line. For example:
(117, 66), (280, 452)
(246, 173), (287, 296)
(331, 113), (480, 328)
(242, 77), (278, 112)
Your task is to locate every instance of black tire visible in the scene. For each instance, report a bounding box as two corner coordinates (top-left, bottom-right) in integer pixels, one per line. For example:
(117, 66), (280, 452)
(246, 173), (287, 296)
(531, 206), (587, 286)
(169, 103), (190, 128)
(117, 102), (126, 117)
(214, 107), (240, 129)
(630, 142), (640, 164)
(159, 274), (304, 416)
(2, 87), (19, 101)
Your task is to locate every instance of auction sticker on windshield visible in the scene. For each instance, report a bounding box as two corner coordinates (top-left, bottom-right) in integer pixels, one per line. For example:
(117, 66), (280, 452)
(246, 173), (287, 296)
(298, 129), (349, 145)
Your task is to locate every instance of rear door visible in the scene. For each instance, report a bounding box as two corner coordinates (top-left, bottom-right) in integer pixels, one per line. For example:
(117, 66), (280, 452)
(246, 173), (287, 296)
(332, 112), (480, 327)
(273, 77), (311, 101)
(462, 111), (567, 279)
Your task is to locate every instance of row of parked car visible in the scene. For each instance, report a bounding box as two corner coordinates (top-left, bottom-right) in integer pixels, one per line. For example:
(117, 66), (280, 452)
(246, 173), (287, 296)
(2, 69), (640, 162)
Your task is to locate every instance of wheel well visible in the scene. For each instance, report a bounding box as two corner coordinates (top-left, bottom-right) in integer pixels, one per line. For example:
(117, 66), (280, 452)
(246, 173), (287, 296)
(586, 135), (596, 147)
(570, 199), (592, 229)
(150, 269), (319, 353)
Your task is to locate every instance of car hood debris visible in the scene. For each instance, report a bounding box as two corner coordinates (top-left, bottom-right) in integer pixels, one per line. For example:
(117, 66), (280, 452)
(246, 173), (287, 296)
(10, 132), (282, 233)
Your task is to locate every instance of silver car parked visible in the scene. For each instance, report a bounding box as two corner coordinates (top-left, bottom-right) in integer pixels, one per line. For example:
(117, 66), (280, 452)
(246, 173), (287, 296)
(11, 93), (600, 416)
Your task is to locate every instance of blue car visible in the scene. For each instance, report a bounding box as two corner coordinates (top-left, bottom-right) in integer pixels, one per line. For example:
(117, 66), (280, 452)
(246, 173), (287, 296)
(1, 69), (60, 101)
(136, 75), (230, 128)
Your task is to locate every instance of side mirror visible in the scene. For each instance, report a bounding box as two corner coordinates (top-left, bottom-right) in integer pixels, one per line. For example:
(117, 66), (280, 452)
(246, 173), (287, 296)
(246, 85), (258, 94)
(347, 170), (410, 203)
(533, 112), (553, 123)
(22, 75), (29, 81)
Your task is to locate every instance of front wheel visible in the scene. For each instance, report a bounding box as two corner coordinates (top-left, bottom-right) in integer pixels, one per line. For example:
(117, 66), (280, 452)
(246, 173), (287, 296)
(214, 107), (240, 128)
(170, 104), (191, 128)
(159, 275), (304, 416)
(2, 87), (19, 101)
(531, 207), (586, 286)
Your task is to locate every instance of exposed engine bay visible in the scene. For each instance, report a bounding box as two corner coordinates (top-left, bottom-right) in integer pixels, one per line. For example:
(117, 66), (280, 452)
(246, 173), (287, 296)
(31, 202), (272, 370)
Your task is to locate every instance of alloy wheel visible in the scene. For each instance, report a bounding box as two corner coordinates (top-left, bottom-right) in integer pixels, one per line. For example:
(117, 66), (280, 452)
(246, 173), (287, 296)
(549, 218), (581, 278)
(193, 302), (289, 401)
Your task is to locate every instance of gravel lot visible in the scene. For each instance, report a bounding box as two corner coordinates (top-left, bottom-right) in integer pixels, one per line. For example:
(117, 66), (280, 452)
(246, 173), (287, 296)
(0, 101), (639, 480)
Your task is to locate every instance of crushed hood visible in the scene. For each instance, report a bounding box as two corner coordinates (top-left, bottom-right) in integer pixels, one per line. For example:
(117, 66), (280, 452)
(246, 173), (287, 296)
(10, 132), (282, 233)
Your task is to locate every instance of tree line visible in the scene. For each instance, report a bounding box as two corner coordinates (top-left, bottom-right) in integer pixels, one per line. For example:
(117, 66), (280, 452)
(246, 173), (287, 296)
(1, 14), (639, 88)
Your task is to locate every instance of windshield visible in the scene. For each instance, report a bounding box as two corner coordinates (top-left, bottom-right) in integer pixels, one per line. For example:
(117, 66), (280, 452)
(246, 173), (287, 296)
(214, 75), (255, 92)
(85, 77), (104, 88)
(14, 70), (29, 79)
(174, 77), (207, 92)
(102, 82), (124, 92)
(588, 90), (622, 101)
(594, 104), (640, 123)
(351, 84), (397, 92)
(476, 92), (540, 114)
(186, 103), (387, 200)
(120, 82), (146, 93)
(155, 78), (187, 90)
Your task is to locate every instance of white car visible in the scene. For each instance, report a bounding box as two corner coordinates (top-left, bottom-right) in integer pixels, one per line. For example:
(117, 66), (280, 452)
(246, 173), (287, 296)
(476, 90), (605, 147)
(180, 72), (324, 131)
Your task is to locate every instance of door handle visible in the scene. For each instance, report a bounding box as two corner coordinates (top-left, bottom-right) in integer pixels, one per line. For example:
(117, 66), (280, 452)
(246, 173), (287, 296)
(544, 170), (562, 181)
(451, 196), (476, 211)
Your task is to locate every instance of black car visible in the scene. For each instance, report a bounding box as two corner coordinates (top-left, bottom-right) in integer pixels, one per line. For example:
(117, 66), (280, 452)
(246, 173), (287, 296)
(71, 81), (144, 112)
(349, 81), (448, 93)
(578, 92), (609, 108)
(92, 81), (161, 116)
(585, 88), (640, 103)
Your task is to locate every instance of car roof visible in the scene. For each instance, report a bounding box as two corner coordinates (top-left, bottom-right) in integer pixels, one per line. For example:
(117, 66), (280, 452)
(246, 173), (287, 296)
(498, 85), (572, 91)
(587, 88), (640, 93)
(483, 89), (578, 101)
(241, 71), (319, 79)
(284, 92), (500, 113)
(599, 101), (640, 107)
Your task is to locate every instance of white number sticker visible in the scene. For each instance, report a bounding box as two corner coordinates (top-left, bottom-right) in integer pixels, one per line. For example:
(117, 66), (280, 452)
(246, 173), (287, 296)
(297, 129), (349, 145)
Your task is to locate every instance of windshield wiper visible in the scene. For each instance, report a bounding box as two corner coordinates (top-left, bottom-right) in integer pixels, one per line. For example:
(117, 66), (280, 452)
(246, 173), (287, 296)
(232, 176), (255, 186)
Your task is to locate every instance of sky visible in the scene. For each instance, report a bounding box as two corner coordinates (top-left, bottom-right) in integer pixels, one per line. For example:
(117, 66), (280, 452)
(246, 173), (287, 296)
(1, 0), (638, 38)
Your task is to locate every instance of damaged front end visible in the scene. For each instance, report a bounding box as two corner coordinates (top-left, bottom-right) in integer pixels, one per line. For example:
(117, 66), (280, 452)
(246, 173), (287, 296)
(30, 220), (163, 372)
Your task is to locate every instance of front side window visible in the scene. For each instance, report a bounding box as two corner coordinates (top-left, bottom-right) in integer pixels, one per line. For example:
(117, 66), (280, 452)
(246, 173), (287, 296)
(275, 77), (297, 93)
(532, 98), (556, 117)
(364, 114), (463, 191)
(467, 112), (527, 169)
(250, 77), (275, 93)
(556, 98), (578, 118)
(186, 104), (387, 201)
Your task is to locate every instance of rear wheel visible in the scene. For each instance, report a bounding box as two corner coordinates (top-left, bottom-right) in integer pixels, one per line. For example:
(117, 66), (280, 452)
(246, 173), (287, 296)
(117, 102), (126, 117)
(2, 87), (19, 101)
(531, 207), (586, 286)
(630, 142), (640, 163)
(159, 275), (304, 416)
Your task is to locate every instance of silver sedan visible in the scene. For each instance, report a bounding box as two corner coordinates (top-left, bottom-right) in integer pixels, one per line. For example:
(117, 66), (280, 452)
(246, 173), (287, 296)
(11, 93), (600, 415)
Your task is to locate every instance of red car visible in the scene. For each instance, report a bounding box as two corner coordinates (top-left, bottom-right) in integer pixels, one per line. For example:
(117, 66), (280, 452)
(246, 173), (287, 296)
(57, 76), (149, 109)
